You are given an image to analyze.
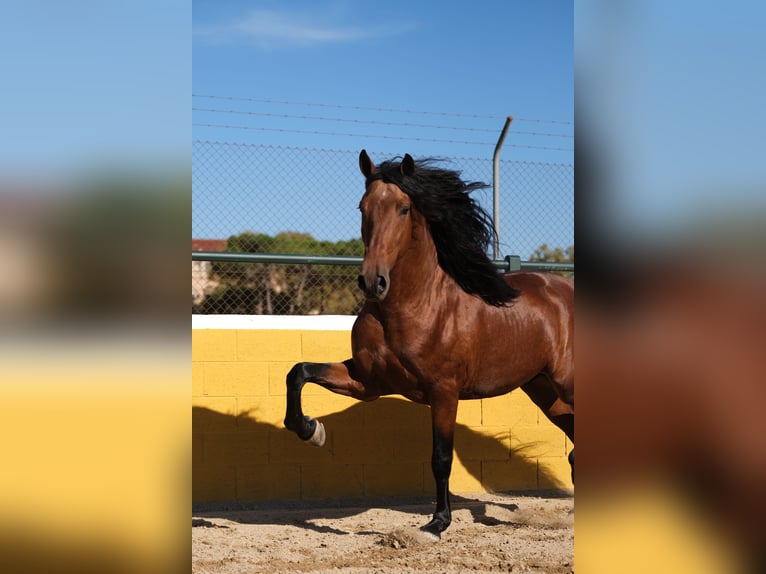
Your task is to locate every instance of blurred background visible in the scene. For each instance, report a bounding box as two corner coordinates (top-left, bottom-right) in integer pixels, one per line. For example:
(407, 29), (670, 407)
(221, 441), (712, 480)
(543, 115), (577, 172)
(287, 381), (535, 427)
(576, 1), (766, 572)
(0, 3), (190, 574)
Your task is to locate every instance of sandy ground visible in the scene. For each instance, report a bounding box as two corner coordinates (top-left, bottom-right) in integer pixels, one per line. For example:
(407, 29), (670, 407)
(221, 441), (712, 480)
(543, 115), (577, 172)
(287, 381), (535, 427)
(192, 492), (573, 573)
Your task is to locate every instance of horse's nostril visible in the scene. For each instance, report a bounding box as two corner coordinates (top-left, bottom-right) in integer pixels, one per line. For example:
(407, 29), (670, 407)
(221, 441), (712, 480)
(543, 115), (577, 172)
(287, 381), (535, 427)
(357, 274), (387, 298)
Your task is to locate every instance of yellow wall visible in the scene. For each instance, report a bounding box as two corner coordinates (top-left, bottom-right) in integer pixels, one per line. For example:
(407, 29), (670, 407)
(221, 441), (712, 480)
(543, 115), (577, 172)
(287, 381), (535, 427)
(192, 317), (573, 503)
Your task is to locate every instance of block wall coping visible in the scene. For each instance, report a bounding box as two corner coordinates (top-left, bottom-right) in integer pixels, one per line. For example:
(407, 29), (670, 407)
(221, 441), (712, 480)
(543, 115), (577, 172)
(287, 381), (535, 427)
(192, 315), (356, 331)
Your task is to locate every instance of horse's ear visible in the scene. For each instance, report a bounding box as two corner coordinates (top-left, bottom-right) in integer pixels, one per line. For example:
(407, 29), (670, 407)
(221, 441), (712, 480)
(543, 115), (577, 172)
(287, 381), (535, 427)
(401, 153), (415, 176)
(359, 149), (376, 178)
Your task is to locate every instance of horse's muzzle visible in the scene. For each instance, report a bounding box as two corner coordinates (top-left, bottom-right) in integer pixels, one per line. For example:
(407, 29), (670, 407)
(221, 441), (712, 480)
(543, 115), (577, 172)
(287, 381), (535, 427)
(357, 273), (389, 301)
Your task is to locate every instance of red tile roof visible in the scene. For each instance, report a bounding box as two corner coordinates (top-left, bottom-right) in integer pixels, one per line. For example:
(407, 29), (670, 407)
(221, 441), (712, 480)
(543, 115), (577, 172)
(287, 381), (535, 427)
(192, 239), (227, 252)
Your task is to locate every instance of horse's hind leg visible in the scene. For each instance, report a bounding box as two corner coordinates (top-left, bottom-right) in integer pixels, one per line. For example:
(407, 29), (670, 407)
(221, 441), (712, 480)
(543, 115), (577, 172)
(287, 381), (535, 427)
(521, 375), (573, 441)
(284, 359), (377, 447)
(521, 374), (574, 482)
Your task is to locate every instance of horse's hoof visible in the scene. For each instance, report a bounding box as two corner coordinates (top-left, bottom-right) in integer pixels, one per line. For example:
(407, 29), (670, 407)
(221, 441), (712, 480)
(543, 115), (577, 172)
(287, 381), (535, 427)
(419, 520), (444, 540)
(418, 528), (441, 541)
(308, 420), (325, 447)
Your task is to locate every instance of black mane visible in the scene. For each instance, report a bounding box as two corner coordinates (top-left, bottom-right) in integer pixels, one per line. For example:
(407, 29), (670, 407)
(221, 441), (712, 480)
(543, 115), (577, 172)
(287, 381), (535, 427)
(370, 156), (520, 306)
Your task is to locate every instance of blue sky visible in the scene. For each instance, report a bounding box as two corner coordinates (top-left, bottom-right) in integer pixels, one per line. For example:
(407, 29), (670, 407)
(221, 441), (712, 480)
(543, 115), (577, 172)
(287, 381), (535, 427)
(0, 2), (189, 177)
(193, 1), (573, 160)
(2, 2), (762, 249)
(193, 1), (574, 251)
(577, 1), (766, 238)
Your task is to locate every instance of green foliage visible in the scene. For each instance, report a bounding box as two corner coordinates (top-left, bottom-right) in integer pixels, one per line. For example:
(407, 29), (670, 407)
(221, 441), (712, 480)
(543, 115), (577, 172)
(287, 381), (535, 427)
(227, 231), (275, 253)
(529, 243), (574, 263)
(528, 244), (574, 278)
(198, 231), (365, 315)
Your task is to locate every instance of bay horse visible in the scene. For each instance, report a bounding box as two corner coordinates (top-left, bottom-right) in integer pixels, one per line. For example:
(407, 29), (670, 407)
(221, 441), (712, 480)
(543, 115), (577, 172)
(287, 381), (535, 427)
(285, 150), (574, 539)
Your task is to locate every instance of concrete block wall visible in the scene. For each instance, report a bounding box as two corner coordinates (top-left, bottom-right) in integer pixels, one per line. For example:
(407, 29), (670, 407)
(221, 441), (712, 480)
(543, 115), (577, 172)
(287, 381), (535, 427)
(192, 315), (573, 504)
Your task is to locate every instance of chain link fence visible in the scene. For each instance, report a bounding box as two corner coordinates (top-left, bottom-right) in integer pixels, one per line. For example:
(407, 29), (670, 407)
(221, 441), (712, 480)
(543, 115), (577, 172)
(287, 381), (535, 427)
(192, 142), (572, 314)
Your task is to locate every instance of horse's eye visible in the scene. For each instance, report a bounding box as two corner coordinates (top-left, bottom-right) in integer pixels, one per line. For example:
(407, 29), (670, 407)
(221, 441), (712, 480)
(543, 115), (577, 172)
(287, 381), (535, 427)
(399, 205), (410, 216)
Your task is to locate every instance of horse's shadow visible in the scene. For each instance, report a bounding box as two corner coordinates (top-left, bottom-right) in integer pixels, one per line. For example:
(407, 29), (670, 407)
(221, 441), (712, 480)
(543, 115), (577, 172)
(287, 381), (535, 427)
(192, 496), (527, 537)
(193, 397), (570, 532)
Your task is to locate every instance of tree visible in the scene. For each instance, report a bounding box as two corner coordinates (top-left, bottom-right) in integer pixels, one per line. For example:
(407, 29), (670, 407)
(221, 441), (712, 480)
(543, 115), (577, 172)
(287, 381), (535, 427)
(529, 243), (574, 263)
(207, 232), (278, 313)
(529, 244), (574, 277)
(196, 231), (365, 315)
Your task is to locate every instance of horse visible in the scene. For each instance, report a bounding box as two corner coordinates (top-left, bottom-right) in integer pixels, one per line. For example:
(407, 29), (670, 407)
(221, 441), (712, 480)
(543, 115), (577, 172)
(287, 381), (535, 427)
(284, 150), (574, 539)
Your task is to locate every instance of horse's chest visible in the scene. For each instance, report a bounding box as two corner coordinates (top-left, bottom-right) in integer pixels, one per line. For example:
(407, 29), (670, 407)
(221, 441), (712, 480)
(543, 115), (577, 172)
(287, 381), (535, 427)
(384, 322), (428, 360)
(384, 319), (465, 378)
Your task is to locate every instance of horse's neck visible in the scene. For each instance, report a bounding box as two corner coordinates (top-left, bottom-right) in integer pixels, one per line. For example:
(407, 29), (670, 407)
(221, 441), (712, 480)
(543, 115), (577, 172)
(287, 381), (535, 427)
(385, 231), (449, 312)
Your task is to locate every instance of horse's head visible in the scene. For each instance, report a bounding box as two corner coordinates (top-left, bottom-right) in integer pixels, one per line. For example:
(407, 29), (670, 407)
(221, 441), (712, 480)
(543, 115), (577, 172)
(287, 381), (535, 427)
(356, 149), (417, 301)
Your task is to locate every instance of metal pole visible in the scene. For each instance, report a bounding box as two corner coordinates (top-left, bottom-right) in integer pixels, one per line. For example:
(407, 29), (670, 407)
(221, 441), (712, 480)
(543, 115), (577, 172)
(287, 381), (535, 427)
(192, 251), (362, 266)
(191, 251), (573, 273)
(492, 116), (513, 260)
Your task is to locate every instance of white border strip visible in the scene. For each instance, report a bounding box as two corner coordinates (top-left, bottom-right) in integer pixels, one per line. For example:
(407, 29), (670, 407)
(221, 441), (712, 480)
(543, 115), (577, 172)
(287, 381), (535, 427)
(192, 314), (356, 330)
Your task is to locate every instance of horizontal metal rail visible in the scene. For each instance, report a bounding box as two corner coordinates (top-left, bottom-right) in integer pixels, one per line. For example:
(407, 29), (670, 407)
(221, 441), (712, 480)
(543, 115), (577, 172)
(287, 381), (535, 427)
(192, 251), (573, 274)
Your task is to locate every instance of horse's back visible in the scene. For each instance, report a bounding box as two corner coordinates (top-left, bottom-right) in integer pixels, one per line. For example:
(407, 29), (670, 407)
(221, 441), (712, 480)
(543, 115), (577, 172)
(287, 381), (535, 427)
(504, 271), (574, 371)
(503, 271), (573, 305)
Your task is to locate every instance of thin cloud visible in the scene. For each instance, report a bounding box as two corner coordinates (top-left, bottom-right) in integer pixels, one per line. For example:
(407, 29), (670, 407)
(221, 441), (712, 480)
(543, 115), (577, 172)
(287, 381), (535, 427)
(195, 9), (409, 48)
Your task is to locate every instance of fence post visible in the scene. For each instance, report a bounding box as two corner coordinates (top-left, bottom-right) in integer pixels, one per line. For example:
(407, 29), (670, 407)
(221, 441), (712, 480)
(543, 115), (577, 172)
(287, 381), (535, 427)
(492, 116), (513, 260)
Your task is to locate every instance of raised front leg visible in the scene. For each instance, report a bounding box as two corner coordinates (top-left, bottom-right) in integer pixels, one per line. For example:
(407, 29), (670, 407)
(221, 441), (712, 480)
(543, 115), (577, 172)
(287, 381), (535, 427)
(284, 360), (380, 447)
(284, 362), (326, 445)
(421, 392), (459, 539)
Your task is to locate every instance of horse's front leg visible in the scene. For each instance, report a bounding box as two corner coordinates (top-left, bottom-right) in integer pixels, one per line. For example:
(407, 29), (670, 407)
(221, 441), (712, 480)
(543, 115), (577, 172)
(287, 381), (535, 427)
(284, 359), (378, 447)
(421, 392), (459, 539)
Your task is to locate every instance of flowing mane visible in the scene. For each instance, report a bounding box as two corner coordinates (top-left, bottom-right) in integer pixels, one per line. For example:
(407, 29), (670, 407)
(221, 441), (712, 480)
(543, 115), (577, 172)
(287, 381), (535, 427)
(369, 157), (519, 306)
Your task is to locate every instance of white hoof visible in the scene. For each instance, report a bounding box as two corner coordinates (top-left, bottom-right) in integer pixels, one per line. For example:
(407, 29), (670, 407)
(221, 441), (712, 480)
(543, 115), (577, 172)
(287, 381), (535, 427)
(307, 420), (325, 447)
(417, 529), (441, 542)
